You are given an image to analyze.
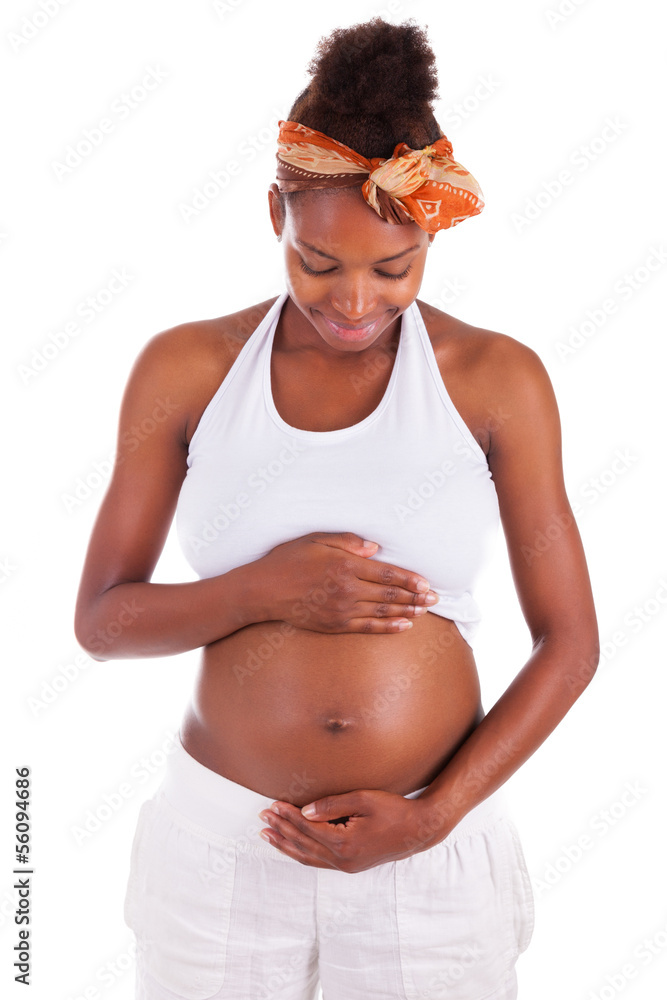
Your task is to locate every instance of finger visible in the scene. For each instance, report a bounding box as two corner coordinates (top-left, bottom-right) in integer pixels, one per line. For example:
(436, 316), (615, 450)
(342, 598), (439, 630)
(262, 832), (335, 869)
(337, 614), (419, 634)
(263, 802), (360, 847)
(359, 559), (433, 598)
(355, 585), (440, 608)
(355, 601), (432, 621)
(309, 531), (379, 556)
(299, 792), (368, 822)
(259, 813), (340, 865)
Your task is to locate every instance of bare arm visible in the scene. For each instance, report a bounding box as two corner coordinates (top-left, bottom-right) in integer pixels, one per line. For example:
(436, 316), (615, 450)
(410, 336), (600, 845)
(73, 327), (271, 660)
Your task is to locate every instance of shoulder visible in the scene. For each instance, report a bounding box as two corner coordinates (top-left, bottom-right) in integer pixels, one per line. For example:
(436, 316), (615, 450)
(416, 296), (544, 374)
(127, 296), (280, 445)
(414, 298), (555, 456)
(136, 295), (279, 368)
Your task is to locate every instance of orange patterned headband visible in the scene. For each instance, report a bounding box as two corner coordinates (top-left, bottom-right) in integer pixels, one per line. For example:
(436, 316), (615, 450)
(275, 119), (484, 236)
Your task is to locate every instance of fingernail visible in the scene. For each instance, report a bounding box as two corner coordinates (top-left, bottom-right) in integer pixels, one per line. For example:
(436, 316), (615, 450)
(416, 580), (430, 592)
(302, 804), (316, 817)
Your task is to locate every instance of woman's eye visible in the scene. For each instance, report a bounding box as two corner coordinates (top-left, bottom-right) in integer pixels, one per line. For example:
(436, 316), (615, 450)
(299, 260), (333, 276)
(298, 260), (413, 281)
(381, 265), (413, 281)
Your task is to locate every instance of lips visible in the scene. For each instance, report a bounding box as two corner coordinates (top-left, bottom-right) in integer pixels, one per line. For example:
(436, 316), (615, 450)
(320, 313), (382, 341)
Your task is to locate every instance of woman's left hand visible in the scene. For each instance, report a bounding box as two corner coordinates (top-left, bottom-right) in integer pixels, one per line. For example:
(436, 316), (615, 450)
(257, 788), (442, 872)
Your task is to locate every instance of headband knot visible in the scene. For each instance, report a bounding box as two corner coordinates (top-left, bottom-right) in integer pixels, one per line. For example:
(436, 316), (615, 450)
(275, 120), (484, 236)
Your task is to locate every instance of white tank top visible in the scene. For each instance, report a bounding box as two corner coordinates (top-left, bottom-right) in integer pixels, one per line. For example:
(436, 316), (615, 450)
(176, 290), (500, 647)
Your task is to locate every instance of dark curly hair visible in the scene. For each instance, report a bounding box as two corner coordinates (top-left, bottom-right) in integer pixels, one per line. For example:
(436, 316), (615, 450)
(281, 17), (443, 207)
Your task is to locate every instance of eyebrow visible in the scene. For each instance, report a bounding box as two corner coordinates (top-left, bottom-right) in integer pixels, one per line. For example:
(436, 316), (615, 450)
(296, 239), (422, 264)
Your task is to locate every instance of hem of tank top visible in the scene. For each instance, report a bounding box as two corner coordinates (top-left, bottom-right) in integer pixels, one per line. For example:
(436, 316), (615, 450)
(186, 291), (289, 457)
(427, 605), (477, 647)
(411, 299), (491, 467)
(262, 295), (407, 442)
(453, 618), (476, 647)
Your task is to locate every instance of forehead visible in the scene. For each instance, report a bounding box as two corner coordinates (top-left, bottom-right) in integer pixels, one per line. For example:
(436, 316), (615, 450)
(284, 187), (423, 257)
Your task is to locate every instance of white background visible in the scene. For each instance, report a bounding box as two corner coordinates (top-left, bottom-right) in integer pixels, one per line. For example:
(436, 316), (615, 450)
(2, 0), (666, 998)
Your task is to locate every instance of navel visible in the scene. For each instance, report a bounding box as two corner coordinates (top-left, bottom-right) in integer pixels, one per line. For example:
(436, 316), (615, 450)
(323, 717), (353, 733)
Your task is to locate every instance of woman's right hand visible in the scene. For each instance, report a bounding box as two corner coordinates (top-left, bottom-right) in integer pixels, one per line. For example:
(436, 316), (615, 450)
(254, 531), (440, 634)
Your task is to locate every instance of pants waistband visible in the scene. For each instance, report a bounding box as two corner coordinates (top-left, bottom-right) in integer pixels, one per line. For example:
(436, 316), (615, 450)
(159, 736), (506, 848)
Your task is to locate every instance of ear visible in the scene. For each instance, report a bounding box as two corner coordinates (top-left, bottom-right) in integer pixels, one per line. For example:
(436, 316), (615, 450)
(268, 183), (285, 240)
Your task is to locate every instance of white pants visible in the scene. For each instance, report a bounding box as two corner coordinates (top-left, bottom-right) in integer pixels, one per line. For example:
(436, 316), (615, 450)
(124, 738), (534, 999)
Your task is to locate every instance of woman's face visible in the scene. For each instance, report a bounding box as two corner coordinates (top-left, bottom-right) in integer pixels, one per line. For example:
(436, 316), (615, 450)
(268, 183), (432, 354)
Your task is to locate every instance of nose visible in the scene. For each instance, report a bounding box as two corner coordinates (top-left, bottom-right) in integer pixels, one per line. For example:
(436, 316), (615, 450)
(329, 275), (378, 322)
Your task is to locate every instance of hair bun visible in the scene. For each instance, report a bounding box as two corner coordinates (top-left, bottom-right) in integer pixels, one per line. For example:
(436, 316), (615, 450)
(306, 17), (439, 117)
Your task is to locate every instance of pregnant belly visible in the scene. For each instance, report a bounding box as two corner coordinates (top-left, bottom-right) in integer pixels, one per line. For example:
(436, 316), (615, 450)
(179, 611), (483, 806)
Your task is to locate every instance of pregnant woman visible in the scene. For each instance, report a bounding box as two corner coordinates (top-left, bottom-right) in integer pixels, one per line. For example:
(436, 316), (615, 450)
(75, 17), (599, 1000)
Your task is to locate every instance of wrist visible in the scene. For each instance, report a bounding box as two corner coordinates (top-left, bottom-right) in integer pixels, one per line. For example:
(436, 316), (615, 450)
(404, 791), (465, 852)
(229, 559), (274, 627)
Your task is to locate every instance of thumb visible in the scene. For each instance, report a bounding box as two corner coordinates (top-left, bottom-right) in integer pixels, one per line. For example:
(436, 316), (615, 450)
(301, 792), (361, 821)
(311, 531), (378, 557)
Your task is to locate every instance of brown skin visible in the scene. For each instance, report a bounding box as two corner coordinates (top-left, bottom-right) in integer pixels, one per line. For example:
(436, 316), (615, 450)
(74, 184), (599, 873)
